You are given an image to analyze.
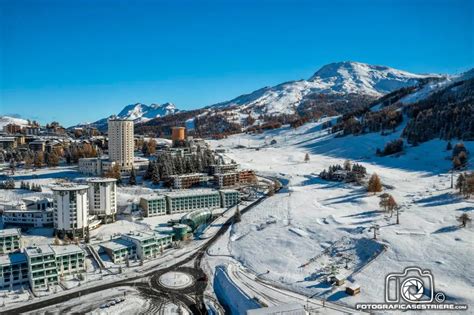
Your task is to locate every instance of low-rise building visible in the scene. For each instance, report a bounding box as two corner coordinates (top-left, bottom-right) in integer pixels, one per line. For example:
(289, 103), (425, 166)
(164, 189), (221, 214)
(209, 163), (239, 175)
(140, 195), (167, 217)
(239, 169), (257, 184)
(51, 245), (86, 276)
(215, 172), (239, 188)
(99, 238), (137, 263)
(78, 157), (116, 176)
(2, 197), (54, 228)
(170, 173), (211, 189)
(121, 232), (159, 260)
(25, 246), (58, 290)
(220, 189), (240, 208)
(0, 228), (21, 254)
(29, 140), (46, 152)
(0, 253), (29, 289)
(0, 137), (17, 150)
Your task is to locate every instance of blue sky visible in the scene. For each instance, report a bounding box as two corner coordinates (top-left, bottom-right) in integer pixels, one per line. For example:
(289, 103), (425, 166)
(1, 0), (472, 127)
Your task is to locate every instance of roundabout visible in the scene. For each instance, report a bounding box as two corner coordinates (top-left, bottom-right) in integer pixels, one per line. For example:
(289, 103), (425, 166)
(159, 271), (195, 289)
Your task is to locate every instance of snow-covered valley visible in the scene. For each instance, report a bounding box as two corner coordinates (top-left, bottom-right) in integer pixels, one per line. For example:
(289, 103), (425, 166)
(206, 119), (474, 312)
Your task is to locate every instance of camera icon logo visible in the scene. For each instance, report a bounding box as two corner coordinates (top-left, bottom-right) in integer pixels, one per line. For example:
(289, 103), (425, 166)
(385, 267), (436, 304)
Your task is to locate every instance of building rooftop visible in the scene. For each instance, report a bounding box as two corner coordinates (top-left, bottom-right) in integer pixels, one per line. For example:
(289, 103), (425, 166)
(219, 189), (239, 193)
(51, 183), (89, 191)
(0, 228), (21, 238)
(169, 173), (208, 179)
(0, 252), (27, 266)
(140, 194), (166, 201)
(121, 231), (156, 242)
(86, 177), (117, 184)
(100, 238), (135, 251)
(22, 196), (53, 203)
(25, 245), (54, 257)
(50, 244), (84, 256)
(164, 188), (220, 198)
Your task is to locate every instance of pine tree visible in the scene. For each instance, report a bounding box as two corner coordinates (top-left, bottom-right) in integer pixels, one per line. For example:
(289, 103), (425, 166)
(304, 153), (310, 163)
(234, 206), (241, 223)
(446, 141), (452, 151)
(129, 167), (137, 186)
(368, 173), (383, 194)
(151, 163), (160, 185)
(344, 160), (352, 171)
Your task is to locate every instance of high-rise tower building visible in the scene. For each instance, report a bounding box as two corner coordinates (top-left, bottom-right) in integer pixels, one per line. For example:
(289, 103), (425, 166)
(108, 118), (134, 171)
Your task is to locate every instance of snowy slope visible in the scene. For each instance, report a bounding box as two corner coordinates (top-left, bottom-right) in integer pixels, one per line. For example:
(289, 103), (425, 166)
(210, 62), (437, 118)
(0, 115), (29, 129)
(206, 121), (474, 311)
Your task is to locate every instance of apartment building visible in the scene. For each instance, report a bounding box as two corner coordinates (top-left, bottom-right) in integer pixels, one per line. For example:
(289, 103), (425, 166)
(0, 253), (29, 289)
(215, 172), (239, 188)
(51, 245), (86, 276)
(209, 163), (239, 175)
(170, 173), (211, 189)
(25, 246), (58, 290)
(78, 157), (116, 176)
(86, 178), (117, 223)
(121, 232), (158, 260)
(2, 197), (54, 228)
(99, 238), (137, 264)
(140, 195), (167, 217)
(220, 189), (240, 208)
(239, 169), (257, 184)
(108, 118), (134, 171)
(164, 189), (221, 214)
(51, 183), (90, 238)
(0, 229), (21, 254)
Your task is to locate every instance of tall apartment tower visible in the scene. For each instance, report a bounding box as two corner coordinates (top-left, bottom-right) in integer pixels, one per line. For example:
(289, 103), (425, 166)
(86, 178), (117, 223)
(108, 118), (134, 171)
(51, 183), (90, 238)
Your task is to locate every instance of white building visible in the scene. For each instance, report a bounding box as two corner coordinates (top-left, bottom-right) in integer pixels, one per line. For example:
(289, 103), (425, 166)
(51, 183), (90, 238)
(86, 178), (117, 223)
(0, 228), (21, 254)
(108, 118), (134, 171)
(78, 157), (116, 176)
(2, 197), (54, 228)
(121, 232), (160, 260)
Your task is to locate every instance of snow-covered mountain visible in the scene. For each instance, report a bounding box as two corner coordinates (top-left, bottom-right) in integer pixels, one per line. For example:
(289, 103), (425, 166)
(116, 102), (178, 122)
(0, 115), (30, 129)
(75, 102), (179, 130)
(210, 61), (438, 117)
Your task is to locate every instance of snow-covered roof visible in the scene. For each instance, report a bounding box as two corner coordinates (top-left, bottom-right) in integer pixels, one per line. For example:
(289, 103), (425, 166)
(25, 245), (54, 257)
(86, 177), (117, 184)
(51, 183), (89, 191)
(0, 228), (21, 238)
(0, 252), (27, 266)
(50, 244), (84, 256)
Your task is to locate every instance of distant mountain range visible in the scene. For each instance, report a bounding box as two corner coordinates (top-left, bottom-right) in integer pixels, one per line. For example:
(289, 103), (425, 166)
(74, 102), (179, 130)
(59, 61), (471, 137)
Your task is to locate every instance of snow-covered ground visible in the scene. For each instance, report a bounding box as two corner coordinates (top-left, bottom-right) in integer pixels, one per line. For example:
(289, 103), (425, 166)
(206, 119), (474, 311)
